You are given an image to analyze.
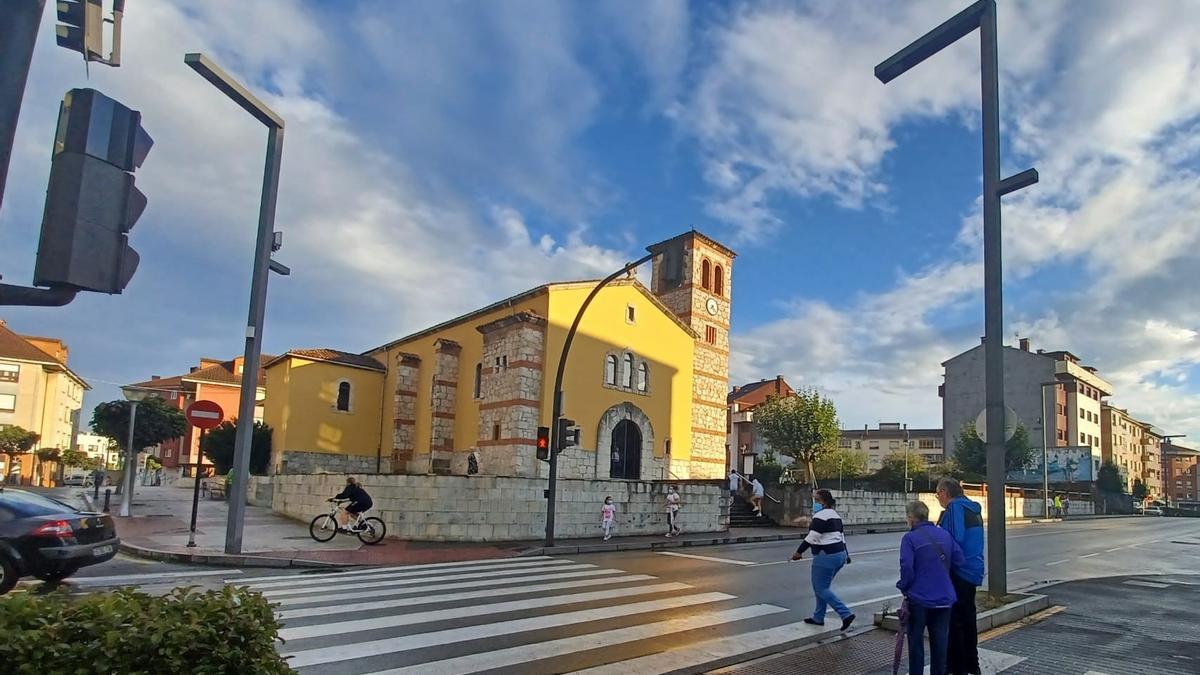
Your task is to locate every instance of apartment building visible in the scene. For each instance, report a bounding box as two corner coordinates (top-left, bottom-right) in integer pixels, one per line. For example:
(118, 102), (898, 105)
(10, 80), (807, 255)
(727, 376), (795, 474)
(838, 423), (944, 472)
(941, 337), (1112, 477)
(1102, 404), (1146, 493)
(1163, 443), (1199, 504)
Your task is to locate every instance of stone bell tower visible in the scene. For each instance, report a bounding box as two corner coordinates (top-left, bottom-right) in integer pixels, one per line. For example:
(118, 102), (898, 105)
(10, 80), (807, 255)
(647, 230), (736, 479)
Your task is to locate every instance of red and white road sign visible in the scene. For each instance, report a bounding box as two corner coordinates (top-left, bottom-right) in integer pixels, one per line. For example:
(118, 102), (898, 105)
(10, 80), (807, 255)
(185, 400), (225, 429)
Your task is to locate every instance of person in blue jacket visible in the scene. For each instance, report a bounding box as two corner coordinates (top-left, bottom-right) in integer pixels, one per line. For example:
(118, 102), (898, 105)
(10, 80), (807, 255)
(936, 477), (985, 675)
(899, 500), (964, 675)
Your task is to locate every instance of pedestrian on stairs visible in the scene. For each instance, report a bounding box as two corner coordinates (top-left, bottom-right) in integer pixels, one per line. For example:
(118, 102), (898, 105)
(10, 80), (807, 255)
(791, 489), (855, 631)
(750, 477), (765, 515)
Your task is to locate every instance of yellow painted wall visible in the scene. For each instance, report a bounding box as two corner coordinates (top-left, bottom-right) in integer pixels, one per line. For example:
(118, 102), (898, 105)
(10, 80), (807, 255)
(370, 293), (549, 455)
(264, 357), (384, 462)
(545, 282), (695, 467)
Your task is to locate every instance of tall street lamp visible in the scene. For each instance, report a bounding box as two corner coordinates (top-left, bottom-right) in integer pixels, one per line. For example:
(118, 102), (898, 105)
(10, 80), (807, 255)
(117, 386), (152, 517)
(1039, 381), (1061, 519)
(185, 53), (287, 555)
(875, 0), (1037, 599)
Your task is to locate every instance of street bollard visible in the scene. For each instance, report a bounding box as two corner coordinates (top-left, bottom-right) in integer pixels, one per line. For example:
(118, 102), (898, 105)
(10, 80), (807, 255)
(103, 488), (111, 513)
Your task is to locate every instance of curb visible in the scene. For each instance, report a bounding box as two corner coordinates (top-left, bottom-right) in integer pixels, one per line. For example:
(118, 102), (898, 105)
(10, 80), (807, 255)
(116, 541), (356, 569)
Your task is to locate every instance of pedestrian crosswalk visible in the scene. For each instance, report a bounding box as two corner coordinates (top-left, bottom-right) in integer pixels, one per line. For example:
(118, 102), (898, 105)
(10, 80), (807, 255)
(223, 554), (835, 674)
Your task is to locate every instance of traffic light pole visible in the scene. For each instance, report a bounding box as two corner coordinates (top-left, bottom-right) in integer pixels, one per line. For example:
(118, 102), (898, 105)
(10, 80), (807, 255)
(545, 251), (654, 547)
(185, 54), (286, 555)
(0, 0), (44, 218)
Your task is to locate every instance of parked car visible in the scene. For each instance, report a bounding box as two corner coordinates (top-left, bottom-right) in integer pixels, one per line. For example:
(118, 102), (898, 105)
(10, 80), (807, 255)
(0, 488), (119, 594)
(1144, 506), (1164, 516)
(60, 469), (94, 487)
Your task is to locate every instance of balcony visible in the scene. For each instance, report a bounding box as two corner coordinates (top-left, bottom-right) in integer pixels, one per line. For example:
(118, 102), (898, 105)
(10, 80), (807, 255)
(731, 410), (753, 424)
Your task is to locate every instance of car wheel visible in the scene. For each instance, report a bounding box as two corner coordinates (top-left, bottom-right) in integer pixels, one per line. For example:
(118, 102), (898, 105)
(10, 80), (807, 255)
(34, 564), (80, 583)
(0, 555), (17, 595)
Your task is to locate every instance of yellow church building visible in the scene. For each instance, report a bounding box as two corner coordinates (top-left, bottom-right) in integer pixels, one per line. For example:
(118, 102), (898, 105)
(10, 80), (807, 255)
(263, 230), (734, 482)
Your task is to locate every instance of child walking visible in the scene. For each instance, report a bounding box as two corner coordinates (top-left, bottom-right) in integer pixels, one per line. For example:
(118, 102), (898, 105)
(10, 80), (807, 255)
(601, 496), (616, 541)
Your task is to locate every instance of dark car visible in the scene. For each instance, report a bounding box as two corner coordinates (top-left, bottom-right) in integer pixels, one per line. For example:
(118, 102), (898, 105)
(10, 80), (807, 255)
(0, 488), (119, 594)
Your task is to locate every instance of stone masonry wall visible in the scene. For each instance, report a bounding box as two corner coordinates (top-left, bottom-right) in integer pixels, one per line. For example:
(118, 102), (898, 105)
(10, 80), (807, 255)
(477, 312), (546, 478)
(392, 353), (421, 473)
(272, 473), (729, 542)
(278, 450), (390, 476)
(430, 339), (460, 474)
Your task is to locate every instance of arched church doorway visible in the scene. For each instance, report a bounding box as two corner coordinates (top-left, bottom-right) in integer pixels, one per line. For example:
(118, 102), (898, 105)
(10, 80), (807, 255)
(610, 419), (642, 480)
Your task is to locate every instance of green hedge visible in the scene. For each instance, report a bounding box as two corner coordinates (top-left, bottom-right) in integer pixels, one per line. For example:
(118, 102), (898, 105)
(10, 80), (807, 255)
(0, 586), (294, 674)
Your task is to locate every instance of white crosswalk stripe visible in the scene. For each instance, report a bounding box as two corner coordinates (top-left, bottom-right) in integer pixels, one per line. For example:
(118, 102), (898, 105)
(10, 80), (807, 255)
(174, 555), (833, 673)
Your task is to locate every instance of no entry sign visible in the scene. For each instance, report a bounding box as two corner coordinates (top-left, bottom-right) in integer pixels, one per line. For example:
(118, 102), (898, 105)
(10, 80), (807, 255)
(185, 400), (225, 429)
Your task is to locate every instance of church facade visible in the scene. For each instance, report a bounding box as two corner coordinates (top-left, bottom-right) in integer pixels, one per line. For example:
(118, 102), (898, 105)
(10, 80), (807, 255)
(264, 231), (735, 481)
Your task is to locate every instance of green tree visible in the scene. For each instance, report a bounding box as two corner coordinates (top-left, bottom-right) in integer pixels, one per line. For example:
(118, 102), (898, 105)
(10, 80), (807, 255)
(813, 448), (869, 481)
(59, 448), (91, 468)
(0, 426), (39, 483)
(753, 388), (840, 487)
(1131, 479), (1148, 502)
(1097, 460), (1126, 494)
(91, 397), (187, 453)
(873, 451), (929, 491)
(201, 420), (272, 476)
(953, 422), (1035, 479)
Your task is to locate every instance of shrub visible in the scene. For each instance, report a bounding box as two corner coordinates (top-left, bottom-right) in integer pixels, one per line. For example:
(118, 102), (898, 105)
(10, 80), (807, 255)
(0, 586), (293, 674)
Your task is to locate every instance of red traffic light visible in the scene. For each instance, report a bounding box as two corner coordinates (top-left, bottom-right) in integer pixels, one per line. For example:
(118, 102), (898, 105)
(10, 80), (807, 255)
(536, 426), (551, 461)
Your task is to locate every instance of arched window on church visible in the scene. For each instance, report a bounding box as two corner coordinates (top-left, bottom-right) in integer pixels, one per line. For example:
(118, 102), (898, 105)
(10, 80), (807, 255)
(336, 381), (351, 411)
(701, 259), (711, 290)
(622, 353), (634, 388)
(714, 264), (724, 297)
(637, 362), (648, 392)
(605, 354), (618, 385)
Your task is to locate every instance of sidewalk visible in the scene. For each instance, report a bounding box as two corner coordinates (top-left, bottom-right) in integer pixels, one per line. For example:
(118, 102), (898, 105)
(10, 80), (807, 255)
(717, 573), (1200, 674)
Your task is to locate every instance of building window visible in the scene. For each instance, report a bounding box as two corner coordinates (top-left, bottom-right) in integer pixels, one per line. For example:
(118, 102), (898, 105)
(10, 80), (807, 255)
(0, 362), (18, 383)
(714, 265), (724, 297)
(839, 438), (852, 448)
(889, 440), (900, 449)
(626, 305), (636, 324)
(474, 363), (483, 399)
(636, 362), (648, 392)
(869, 441), (879, 450)
(0, 393), (14, 412)
(336, 381), (351, 411)
(493, 424), (501, 441)
(495, 355), (508, 371)
(622, 353), (634, 388)
(1080, 432), (1086, 444)
(705, 325), (717, 344)
(701, 259), (711, 290)
(605, 355), (618, 386)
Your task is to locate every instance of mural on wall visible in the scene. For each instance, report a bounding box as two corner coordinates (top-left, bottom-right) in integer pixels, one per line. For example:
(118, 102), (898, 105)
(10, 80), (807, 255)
(1008, 446), (1098, 484)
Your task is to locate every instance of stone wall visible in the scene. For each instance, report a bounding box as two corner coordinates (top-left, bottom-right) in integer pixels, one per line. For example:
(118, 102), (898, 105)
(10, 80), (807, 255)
(476, 312), (546, 478)
(246, 475), (274, 508)
(391, 353), (421, 473)
(430, 339), (461, 474)
(278, 450), (389, 476)
(271, 473), (729, 542)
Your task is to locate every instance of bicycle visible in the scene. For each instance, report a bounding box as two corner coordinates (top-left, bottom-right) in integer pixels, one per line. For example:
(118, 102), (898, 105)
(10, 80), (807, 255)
(309, 499), (386, 545)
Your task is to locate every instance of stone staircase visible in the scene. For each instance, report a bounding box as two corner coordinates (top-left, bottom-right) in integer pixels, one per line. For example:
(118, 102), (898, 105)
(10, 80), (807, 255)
(730, 493), (778, 527)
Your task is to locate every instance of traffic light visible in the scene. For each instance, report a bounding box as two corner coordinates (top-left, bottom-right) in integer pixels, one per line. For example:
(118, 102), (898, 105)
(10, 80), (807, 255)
(536, 426), (551, 462)
(34, 89), (152, 294)
(56, 0), (104, 61)
(556, 418), (579, 453)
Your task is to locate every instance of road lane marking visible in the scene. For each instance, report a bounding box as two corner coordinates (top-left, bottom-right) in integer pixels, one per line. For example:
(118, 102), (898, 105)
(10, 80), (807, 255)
(657, 551), (757, 566)
(273, 568), (621, 607)
(1008, 568), (1030, 574)
(277, 574), (660, 621)
(1078, 552), (1103, 559)
(369, 605), (788, 675)
(842, 593), (902, 610)
(281, 592), (736, 669)
(1105, 547), (1124, 553)
(1045, 559), (1069, 566)
(277, 582), (694, 640)
(754, 546), (900, 566)
(233, 555), (556, 584)
(241, 558), (574, 590)
(70, 569), (236, 586)
(1124, 580), (1170, 589)
(261, 563), (596, 598)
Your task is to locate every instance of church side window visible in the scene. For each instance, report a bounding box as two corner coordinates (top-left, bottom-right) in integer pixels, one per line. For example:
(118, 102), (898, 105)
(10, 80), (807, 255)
(474, 363), (483, 399)
(336, 381), (351, 411)
(701, 259), (711, 290)
(605, 355), (618, 385)
(622, 353), (634, 388)
(637, 362), (648, 392)
(714, 265), (724, 297)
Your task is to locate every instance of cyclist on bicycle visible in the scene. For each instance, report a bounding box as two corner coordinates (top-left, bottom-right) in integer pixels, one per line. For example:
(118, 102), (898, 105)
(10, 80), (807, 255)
(331, 477), (373, 532)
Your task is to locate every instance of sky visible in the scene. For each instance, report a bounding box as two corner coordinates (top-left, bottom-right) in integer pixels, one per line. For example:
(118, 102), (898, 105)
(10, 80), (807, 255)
(2, 1), (1199, 442)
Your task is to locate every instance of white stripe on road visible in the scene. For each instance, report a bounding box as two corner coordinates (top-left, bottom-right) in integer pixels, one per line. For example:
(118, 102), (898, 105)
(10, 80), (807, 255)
(568, 616), (823, 675)
(279, 582), (693, 640)
(656, 551), (757, 566)
(232, 555), (555, 584)
(1105, 547), (1124, 553)
(1045, 559), (1070, 566)
(1009, 568), (1030, 574)
(754, 546), (900, 566)
(1078, 552), (1103, 559)
(282, 592), (735, 669)
(277, 574), (659, 620)
(242, 558), (572, 590)
(273, 568), (622, 607)
(368, 604), (788, 675)
(1123, 580), (1170, 589)
(843, 593), (902, 610)
(71, 569), (237, 586)
(261, 563), (596, 598)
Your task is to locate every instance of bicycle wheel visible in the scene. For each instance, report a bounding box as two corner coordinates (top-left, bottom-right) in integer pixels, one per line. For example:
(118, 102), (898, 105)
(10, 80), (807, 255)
(357, 517), (386, 545)
(309, 514), (338, 542)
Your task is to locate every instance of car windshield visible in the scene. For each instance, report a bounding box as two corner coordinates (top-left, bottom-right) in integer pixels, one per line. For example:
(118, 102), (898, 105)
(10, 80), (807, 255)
(0, 489), (80, 517)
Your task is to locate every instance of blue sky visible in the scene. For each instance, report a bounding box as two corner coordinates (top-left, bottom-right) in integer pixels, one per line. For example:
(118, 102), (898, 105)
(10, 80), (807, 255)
(2, 1), (1200, 441)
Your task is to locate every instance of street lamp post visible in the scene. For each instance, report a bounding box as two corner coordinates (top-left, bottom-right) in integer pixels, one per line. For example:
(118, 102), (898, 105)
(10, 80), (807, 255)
(1039, 381), (1060, 519)
(117, 386), (152, 517)
(185, 53), (287, 555)
(876, 0), (1038, 598)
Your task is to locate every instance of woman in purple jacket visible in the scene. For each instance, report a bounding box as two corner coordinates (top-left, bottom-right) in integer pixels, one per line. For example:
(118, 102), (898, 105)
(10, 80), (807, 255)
(898, 501), (965, 675)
